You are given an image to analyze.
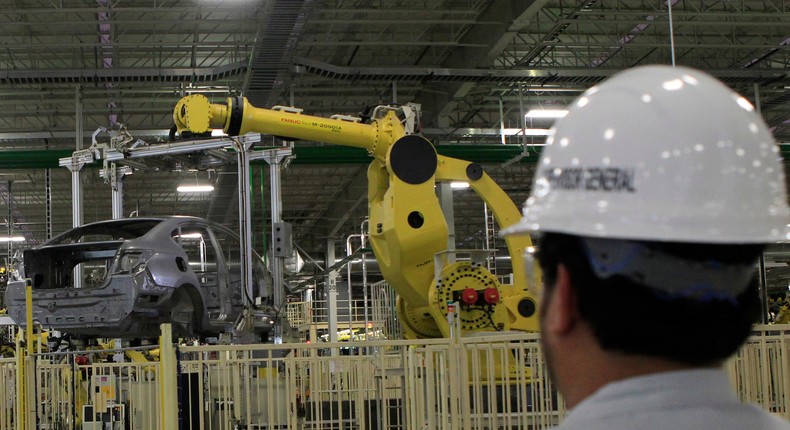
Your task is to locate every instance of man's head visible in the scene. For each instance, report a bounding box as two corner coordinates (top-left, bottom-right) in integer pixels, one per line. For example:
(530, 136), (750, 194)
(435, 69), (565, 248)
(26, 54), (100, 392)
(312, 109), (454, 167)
(536, 233), (762, 365)
(503, 65), (789, 404)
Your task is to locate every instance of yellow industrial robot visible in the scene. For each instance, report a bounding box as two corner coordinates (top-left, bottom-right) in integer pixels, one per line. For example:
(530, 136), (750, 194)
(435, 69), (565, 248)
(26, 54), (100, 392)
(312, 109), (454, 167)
(172, 95), (539, 339)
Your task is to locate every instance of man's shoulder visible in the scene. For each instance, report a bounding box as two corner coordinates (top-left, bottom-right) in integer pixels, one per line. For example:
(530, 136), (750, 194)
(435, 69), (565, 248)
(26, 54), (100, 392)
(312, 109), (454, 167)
(552, 405), (790, 430)
(556, 369), (789, 430)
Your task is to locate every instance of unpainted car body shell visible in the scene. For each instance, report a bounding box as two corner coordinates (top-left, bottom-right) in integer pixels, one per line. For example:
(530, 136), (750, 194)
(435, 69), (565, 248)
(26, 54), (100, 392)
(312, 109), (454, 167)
(5, 216), (271, 338)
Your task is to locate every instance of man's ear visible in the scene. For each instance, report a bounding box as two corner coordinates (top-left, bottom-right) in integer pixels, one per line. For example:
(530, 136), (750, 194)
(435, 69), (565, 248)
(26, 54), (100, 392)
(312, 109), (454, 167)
(544, 264), (579, 335)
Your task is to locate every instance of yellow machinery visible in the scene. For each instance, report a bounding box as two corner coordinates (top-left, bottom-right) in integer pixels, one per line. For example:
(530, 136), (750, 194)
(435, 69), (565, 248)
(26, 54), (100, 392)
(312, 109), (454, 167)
(173, 95), (539, 339)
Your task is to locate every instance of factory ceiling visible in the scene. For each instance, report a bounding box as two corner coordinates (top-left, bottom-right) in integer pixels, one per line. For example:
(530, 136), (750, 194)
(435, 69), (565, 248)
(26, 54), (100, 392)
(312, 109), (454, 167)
(0, 0), (787, 267)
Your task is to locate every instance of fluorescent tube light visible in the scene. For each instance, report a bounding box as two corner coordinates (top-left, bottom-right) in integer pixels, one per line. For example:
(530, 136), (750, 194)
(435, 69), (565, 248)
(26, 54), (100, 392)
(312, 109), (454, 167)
(177, 185), (215, 193)
(0, 236), (25, 242)
(525, 109), (568, 119)
(501, 128), (553, 136)
(450, 181), (470, 189)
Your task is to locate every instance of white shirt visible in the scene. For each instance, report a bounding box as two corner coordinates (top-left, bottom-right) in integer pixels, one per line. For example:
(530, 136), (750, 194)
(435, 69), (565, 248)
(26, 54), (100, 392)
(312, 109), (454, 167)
(555, 368), (790, 430)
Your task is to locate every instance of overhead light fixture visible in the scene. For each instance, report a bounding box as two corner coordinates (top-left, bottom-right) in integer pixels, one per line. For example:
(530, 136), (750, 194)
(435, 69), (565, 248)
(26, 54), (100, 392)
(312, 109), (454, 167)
(525, 109), (568, 119)
(501, 128), (553, 136)
(0, 236), (25, 242)
(521, 128), (553, 136)
(177, 185), (215, 193)
(450, 181), (470, 189)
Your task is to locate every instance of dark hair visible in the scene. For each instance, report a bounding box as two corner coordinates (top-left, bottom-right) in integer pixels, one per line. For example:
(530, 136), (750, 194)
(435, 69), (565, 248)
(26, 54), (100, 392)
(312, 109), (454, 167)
(537, 232), (762, 366)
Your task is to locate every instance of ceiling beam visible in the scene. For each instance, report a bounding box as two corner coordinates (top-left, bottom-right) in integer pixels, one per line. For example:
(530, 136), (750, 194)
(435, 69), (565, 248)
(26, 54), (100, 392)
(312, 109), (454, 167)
(419, 0), (551, 128)
(0, 62), (246, 84)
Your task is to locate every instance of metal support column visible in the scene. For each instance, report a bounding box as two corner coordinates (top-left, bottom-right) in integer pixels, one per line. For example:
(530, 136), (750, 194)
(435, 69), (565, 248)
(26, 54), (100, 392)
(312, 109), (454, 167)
(111, 166), (123, 219)
(45, 169), (52, 239)
(236, 140), (255, 306)
(72, 86), (85, 287)
(103, 163), (132, 219)
(6, 181), (11, 258)
(519, 83), (526, 147)
(76, 85), (83, 150)
(68, 161), (85, 289)
(499, 96), (506, 145)
(73, 87), (83, 223)
(261, 148), (294, 344)
(306, 288), (318, 345)
(392, 81), (398, 104)
(326, 239), (339, 345)
(70, 167), (82, 229)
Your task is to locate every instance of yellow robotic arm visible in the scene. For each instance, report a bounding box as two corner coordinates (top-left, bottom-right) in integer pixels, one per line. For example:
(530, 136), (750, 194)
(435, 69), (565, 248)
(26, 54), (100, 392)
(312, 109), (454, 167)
(173, 94), (539, 339)
(173, 94), (399, 159)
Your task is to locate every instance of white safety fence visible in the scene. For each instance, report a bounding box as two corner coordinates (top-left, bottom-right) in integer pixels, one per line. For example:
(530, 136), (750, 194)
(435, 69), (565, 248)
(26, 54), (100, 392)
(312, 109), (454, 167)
(726, 324), (790, 418)
(2, 346), (161, 430)
(0, 325), (788, 429)
(177, 333), (561, 430)
(36, 356), (161, 429)
(286, 281), (401, 340)
(370, 281), (402, 341)
(178, 346), (296, 430)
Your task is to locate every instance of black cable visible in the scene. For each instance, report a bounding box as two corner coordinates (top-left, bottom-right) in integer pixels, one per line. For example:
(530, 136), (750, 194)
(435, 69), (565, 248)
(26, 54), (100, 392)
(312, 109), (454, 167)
(485, 306), (501, 331)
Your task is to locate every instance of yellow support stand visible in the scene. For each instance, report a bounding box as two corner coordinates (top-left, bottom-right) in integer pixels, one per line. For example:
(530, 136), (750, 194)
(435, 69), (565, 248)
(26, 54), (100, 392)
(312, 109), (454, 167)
(159, 324), (178, 430)
(14, 282), (35, 430)
(14, 335), (24, 430)
(25, 283), (33, 356)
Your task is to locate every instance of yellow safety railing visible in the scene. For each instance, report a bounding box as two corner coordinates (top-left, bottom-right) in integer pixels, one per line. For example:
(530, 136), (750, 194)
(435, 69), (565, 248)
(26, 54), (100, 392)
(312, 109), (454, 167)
(288, 299), (383, 327)
(2, 324), (789, 429)
(285, 301), (310, 327)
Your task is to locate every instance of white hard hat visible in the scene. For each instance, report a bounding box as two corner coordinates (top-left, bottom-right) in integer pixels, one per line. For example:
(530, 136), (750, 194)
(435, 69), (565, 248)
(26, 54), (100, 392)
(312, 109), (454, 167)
(505, 65), (789, 244)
